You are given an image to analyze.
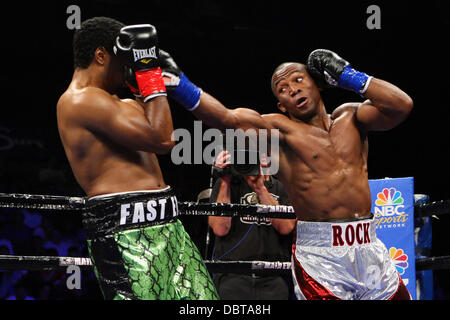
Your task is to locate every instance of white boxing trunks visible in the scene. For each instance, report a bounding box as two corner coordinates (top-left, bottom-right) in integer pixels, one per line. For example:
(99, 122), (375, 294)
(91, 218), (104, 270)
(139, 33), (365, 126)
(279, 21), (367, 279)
(292, 215), (411, 300)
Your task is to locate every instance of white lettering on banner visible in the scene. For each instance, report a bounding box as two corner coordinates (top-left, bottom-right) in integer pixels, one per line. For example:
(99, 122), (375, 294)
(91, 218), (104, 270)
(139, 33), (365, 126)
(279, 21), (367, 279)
(146, 200), (157, 221)
(253, 261), (291, 270)
(374, 205), (405, 216)
(158, 198), (167, 220)
(256, 205), (294, 213)
(120, 204), (131, 225)
(60, 257), (92, 266)
(132, 202), (145, 223)
(119, 196), (177, 225)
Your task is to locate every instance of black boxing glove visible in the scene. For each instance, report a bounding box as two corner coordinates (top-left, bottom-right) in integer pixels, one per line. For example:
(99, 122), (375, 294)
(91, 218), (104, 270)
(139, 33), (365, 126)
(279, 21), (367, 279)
(306, 49), (373, 95)
(160, 50), (202, 111)
(114, 24), (166, 102)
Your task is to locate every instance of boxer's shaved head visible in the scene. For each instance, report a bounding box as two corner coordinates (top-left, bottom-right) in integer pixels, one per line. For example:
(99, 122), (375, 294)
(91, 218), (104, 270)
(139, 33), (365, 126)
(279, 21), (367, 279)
(73, 17), (125, 69)
(271, 62), (307, 96)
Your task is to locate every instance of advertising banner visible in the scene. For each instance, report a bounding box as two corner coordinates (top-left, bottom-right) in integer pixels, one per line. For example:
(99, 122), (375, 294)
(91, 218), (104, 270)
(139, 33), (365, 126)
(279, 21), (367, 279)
(369, 177), (416, 299)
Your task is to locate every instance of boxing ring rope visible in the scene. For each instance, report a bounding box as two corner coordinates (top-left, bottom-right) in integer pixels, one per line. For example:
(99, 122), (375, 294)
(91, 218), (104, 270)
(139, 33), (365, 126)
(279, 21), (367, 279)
(1, 192), (450, 272)
(414, 199), (450, 218)
(0, 254), (448, 273)
(0, 254), (292, 274)
(0, 193), (296, 218)
(3, 192), (449, 218)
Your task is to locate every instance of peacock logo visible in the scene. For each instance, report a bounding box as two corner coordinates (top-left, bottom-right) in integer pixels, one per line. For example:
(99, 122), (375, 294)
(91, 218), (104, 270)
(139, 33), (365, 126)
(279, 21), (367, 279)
(373, 187), (409, 227)
(389, 247), (409, 275)
(375, 188), (404, 206)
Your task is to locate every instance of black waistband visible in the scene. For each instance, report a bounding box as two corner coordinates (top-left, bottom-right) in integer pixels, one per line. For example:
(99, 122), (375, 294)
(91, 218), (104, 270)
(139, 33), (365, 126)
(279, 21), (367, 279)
(318, 213), (374, 223)
(82, 188), (179, 238)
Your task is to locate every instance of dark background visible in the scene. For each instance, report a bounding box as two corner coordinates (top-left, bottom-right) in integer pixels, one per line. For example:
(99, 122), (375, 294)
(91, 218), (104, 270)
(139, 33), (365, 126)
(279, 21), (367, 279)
(0, 0), (449, 299)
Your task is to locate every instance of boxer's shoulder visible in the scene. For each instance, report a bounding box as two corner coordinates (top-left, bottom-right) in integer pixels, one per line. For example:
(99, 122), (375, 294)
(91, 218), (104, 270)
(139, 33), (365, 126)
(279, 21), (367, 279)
(57, 87), (122, 131)
(60, 86), (118, 114)
(331, 102), (360, 120)
(262, 112), (290, 128)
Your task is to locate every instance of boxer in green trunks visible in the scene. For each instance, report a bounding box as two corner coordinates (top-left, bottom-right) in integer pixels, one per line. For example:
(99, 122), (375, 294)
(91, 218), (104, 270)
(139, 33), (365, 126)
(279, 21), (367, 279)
(84, 188), (217, 299)
(57, 17), (218, 300)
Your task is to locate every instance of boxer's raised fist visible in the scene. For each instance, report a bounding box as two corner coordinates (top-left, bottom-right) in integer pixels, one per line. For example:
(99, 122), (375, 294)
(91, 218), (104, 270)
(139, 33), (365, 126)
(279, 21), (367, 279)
(114, 24), (166, 101)
(306, 49), (349, 89)
(114, 24), (161, 71)
(307, 49), (372, 94)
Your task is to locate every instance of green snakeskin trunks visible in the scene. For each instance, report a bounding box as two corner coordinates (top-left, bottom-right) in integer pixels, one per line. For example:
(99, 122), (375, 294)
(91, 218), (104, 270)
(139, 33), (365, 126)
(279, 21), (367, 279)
(82, 187), (219, 300)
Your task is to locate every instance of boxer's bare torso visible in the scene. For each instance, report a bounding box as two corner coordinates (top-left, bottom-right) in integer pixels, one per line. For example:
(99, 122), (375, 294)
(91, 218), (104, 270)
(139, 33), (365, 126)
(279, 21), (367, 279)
(193, 62), (412, 222)
(264, 106), (370, 221)
(57, 69), (173, 197)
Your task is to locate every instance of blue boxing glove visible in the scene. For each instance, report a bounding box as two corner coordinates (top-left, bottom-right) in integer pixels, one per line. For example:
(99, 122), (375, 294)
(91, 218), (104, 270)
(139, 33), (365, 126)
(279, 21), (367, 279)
(159, 49), (202, 111)
(306, 49), (373, 95)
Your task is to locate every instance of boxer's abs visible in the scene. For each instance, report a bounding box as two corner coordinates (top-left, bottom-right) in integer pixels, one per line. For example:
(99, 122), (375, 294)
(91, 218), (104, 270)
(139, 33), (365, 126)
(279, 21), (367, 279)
(65, 135), (166, 197)
(86, 163), (167, 197)
(282, 162), (372, 221)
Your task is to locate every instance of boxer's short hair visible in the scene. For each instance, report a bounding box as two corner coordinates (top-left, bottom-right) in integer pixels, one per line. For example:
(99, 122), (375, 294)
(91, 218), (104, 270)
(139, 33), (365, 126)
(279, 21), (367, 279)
(73, 16), (125, 69)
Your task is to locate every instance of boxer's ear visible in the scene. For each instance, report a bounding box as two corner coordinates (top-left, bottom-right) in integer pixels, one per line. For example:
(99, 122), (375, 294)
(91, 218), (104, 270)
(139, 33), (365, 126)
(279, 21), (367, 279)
(277, 102), (287, 113)
(94, 47), (107, 65)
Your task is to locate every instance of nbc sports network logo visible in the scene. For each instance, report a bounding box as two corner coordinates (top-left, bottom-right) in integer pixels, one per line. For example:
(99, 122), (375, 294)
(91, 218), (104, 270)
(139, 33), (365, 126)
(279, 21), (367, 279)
(373, 188), (409, 229)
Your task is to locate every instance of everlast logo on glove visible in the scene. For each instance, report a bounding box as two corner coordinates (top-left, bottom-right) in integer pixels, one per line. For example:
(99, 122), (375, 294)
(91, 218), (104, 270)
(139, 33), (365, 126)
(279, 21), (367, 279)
(332, 222), (371, 247)
(114, 24), (166, 102)
(133, 46), (157, 62)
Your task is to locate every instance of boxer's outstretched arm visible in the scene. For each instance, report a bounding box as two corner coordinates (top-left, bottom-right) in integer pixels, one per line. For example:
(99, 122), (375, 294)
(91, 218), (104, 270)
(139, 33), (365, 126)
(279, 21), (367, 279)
(159, 50), (276, 133)
(193, 91), (273, 131)
(355, 78), (413, 132)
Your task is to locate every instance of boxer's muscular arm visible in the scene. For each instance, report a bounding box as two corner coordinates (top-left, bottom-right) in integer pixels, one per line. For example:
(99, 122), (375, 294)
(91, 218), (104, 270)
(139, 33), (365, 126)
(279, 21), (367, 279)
(160, 50), (285, 138)
(306, 49), (413, 132)
(70, 88), (174, 154)
(355, 78), (413, 132)
(194, 91), (280, 135)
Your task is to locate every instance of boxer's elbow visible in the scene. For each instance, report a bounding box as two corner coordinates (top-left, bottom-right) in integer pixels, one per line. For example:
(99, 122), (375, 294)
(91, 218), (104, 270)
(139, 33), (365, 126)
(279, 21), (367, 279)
(153, 139), (175, 155)
(399, 94), (414, 117)
(392, 94), (413, 127)
(149, 127), (176, 154)
(381, 93), (414, 130)
(137, 134), (175, 154)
